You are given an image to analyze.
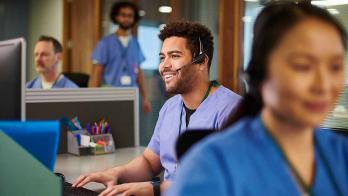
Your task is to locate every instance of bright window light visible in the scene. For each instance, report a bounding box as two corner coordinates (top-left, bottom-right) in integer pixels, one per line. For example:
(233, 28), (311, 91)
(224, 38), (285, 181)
(159, 6), (172, 13)
(311, 0), (348, 6)
(327, 8), (340, 15)
(242, 16), (253, 23)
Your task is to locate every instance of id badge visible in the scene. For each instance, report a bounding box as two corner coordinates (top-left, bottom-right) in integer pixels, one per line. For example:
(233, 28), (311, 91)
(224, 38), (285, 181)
(120, 75), (131, 85)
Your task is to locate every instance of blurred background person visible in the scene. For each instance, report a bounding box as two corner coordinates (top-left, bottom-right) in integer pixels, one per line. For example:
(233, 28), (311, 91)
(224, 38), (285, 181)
(26, 35), (78, 89)
(89, 1), (151, 113)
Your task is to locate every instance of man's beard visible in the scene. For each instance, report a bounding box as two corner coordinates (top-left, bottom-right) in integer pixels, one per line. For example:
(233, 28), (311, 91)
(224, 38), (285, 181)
(118, 22), (134, 30)
(165, 74), (194, 95)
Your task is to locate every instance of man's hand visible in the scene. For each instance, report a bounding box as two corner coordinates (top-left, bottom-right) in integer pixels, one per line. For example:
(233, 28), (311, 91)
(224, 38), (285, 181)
(99, 181), (153, 196)
(72, 169), (118, 188)
(142, 98), (152, 113)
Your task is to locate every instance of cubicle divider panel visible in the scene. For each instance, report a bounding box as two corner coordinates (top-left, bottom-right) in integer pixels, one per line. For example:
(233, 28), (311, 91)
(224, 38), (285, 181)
(25, 88), (139, 153)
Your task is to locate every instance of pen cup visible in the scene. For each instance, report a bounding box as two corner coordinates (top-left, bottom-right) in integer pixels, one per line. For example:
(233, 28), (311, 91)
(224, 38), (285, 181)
(90, 133), (115, 155)
(67, 130), (92, 155)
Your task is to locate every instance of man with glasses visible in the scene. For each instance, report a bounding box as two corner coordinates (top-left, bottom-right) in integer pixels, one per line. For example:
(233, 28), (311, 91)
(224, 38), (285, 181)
(90, 1), (151, 113)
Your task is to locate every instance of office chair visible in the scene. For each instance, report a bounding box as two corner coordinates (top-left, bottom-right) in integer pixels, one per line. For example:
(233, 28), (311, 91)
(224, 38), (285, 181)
(176, 129), (216, 161)
(63, 72), (90, 87)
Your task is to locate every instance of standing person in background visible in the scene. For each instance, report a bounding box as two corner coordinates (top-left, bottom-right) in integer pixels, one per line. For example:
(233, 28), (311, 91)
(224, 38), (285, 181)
(26, 35), (78, 89)
(167, 2), (348, 196)
(90, 1), (151, 113)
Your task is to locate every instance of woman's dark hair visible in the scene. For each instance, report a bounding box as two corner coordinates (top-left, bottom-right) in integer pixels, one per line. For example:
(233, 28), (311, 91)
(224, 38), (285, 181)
(110, 1), (140, 25)
(224, 1), (347, 128)
(158, 21), (214, 71)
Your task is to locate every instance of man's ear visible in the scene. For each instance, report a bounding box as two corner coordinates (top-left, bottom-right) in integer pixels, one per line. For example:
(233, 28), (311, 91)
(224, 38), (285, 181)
(56, 52), (63, 61)
(199, 55), (209, 71)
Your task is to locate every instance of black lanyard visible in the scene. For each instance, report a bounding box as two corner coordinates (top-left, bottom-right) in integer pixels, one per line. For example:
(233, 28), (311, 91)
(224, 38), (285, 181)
(116, 35), (130, 73)
(178, 81), (220, 136)
(262, 121), (342, 196)
(41, 74), (61, 89)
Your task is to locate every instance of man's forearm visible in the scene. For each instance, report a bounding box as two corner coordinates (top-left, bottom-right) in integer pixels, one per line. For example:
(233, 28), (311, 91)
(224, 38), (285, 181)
(89, 64), (103, 87)
(136, 69), (148, 100)
(110, 155), (155, 183)
(89, 77), (101, 87)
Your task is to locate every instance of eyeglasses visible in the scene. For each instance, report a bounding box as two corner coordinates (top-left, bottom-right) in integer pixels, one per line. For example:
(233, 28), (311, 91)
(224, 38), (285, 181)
(118, 13), (134, 18)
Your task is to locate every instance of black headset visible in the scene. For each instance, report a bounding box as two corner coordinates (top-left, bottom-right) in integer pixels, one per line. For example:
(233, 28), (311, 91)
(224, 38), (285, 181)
(191, 37), (205, 64)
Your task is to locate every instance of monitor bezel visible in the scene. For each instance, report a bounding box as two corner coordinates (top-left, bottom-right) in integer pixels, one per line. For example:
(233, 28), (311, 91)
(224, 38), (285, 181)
(0, 38), (26, 121)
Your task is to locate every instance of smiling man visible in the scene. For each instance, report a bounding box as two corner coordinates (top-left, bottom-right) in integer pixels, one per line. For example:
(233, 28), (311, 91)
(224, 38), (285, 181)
(73, 21), (241, 196)
(26, 35), (78, 89)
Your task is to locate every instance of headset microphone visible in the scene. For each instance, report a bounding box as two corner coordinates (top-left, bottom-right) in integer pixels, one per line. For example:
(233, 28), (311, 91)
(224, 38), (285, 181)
(174, 62), (191, 73)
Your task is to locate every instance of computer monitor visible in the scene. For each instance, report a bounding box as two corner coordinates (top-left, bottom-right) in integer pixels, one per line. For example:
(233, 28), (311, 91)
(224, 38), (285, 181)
(0, 38), (26, 120)
(0, 121), (60, 171)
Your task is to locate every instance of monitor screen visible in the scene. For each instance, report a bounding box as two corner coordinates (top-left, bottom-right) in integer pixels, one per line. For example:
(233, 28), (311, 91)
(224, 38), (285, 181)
(0, 38), (26, 120)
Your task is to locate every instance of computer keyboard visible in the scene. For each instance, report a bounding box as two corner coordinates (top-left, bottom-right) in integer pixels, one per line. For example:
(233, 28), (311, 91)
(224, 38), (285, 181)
(55, 172), (99, 196)
(63, 181), (99, 196)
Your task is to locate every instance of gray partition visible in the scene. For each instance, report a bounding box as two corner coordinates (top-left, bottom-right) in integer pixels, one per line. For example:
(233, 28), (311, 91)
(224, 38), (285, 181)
(25, 88), (139, 153)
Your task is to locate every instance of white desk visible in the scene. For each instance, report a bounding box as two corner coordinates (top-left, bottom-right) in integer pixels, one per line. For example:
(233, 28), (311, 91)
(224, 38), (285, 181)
(54, 147), (145, 190)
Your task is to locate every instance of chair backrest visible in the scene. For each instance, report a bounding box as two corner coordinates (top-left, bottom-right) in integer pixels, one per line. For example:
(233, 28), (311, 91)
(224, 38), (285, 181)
(63, 72), (90, 87)
(176, 129), (216, 161)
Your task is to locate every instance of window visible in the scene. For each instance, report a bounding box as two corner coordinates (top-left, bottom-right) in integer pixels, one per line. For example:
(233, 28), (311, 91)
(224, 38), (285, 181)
(138, 25), (161, 70)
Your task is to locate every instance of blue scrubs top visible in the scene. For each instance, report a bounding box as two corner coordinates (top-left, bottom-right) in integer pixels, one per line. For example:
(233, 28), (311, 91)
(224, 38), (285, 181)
(166, 115), (348, 196)
(26, 75), (79, 89)
(91, 34), (145, 87)
(147, 86), (241, 181)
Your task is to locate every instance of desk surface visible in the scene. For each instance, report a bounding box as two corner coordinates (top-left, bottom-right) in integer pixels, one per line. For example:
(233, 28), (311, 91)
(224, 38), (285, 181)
(55, 147), (145, 190)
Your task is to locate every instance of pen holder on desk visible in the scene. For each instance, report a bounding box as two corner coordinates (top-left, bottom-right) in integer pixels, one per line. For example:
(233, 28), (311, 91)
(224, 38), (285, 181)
(67, 130), (115, 155)
(67, 130), (91, 155)
(90, 134), (115, 155)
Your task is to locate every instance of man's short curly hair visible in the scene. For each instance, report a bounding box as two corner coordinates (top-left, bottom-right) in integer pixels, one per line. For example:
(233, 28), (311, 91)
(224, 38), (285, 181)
(110, 1), (140, 25)
(158, 21), (214, 71)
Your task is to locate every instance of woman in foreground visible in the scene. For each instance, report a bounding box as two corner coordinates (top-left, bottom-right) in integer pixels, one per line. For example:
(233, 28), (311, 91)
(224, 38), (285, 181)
(167, 2), (348, 196)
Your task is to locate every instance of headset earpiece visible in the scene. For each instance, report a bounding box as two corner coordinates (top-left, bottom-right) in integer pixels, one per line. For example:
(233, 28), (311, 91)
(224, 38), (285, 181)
(192, 37), (205, 64)
(192, 54), (205, 64)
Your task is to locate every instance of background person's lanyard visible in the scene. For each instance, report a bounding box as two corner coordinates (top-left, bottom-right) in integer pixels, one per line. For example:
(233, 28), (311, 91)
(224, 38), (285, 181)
(262, 122), (342, 196)
(41, 74), (61, 89)
(120, 48), (132, 85)
(178, 81), (220, 136)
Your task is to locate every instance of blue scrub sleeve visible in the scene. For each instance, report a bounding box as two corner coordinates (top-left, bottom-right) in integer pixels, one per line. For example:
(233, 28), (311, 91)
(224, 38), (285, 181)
(217, 98), (241, 128)
(60, 76), (79, 88)
(134, 40), (145, 70)
(26, 80), (34, 88)
(147, 106), (166, 156)
(91, 39), (108, 66)
(166, 143), (231, 196)
(26, 77), (41, 89)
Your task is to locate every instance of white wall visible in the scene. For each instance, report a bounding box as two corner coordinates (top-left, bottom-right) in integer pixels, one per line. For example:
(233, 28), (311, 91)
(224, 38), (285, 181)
(28, 0), (63, 80)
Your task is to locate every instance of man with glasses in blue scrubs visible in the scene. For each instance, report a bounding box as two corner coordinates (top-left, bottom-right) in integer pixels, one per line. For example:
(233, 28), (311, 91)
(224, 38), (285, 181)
(73, 21), (241, 196)
(89, 1), (151, 113)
